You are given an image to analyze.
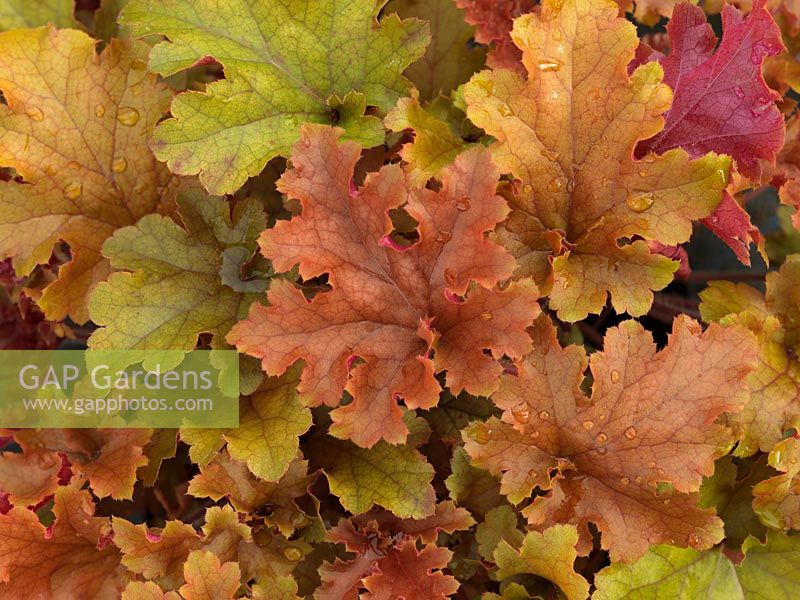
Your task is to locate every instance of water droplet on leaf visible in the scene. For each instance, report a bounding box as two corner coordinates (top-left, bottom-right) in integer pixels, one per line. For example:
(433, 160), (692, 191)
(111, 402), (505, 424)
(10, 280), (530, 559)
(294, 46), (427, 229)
(112, 157), (128, 173)
(283, 546), (303, 561)
(548, 178), (563, 192)
(480, 310), (493, 321)
(541, 148), (560, 162)
(26, 107), (44, 122)
(498, 103), (513, 117)
(624, 426), (637, 440)
(610, 370), (620, 383)
(538, 410), (550, 421)
(566, 177), (576, 193)
(511, 402), (531, 424)
(523, 184), (533, 194)
(626, 190), (655, 213)
(473, 423), (491, 444)
(582, 420), (594, 430)
(596, 432), (608, 444)
(95, 104), (106, 117)
(117, 107), (140, 127)
(537, 59), (561, 72)
(620, 477), (631, 485)
(474, 79), (495, 96)
(63, 181), (82, 200)
(456, 197), (471, 211)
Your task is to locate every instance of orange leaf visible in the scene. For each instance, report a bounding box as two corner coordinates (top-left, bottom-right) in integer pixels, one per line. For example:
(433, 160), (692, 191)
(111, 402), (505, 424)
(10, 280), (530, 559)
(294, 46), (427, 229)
(13, 429), (150, 500)
(229, 125), (539, 447)
(463, 315), (757, 561)
(0, 486), (125, 598)
(316, 510), (463, 600)
(179, 550), (241, 600)
(0, 448), (61, 507)
(0, 27), (175, 322)
(463, 0), (730, 321)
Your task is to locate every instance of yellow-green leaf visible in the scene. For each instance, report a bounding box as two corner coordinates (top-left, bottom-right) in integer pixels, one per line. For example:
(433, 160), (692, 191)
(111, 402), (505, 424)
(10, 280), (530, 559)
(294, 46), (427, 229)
(120, 0), (430, 194)
(0, 0), (75, 29)
(89, 188), (265, 352)
(493, 525), (589, 600)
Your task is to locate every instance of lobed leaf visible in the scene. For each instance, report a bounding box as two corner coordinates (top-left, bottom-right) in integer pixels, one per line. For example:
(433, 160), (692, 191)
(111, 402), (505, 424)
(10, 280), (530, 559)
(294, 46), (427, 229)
(463, 0), (729, 321)
(0, 28), (175, 323)
(120, 0), (430, 194)
(463, 314), (756, 561)
(700, 255), (800, 455)
(229, 125), (539, 447)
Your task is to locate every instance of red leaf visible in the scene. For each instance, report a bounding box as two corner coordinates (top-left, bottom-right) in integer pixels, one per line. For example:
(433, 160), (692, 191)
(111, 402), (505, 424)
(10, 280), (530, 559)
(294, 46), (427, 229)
(638, 0), (785, 181)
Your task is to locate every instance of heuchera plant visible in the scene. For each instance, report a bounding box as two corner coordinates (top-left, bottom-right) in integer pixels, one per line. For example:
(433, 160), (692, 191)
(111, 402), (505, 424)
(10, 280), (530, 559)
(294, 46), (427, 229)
(1, 0), (800, 597)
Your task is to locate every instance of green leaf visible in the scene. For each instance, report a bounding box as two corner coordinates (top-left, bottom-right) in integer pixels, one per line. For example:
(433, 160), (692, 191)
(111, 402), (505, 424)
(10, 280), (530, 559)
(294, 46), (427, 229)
(444, 447), (504, 519)
(476, 505), (524, 562)
(89, 187), (265, 352)
(120, 0), (430, 194)
(0, 0), (75, 29)
(224, 369), (312, 482)
(493, 525), (589, 600)
(312, 436), (435, 518)
(737, 532), (800, 598)
(384, 0), (486, 101)
(385, 92), (467, 185)
(594, 545), (742, 600)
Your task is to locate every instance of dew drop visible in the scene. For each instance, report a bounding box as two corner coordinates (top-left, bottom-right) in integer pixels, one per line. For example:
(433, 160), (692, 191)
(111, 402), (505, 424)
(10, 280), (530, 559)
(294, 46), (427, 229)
(566, 177), (576, 193)
(480, 310), (493, 321)
(63, 181), (83, 200)
(790, 457), (798, 465)
(596, 432), (608, 444)
(112, 157), (128, 173)
(638, 169), (650, 178)
(538, 410), (550, 421)
(456, 196), (471, 211)
(610, 370), (620, 383)
(475, 79), (495, 96)
(283, 546), (303, 562)
(436, 230), (452, 243)
(548, 178), (564, 192)
(734, 86), (745, 99)
(473, 423), (492, 444)
(626, 190), (655, 213)
(531, 430), (540, 438)
(582, 420), (594, 430)
(523, 184), (533, 194)
(635, 475), (643, 484)
(512, 402), (531, 424)
(26, 107), (44, 122)
(648, 461), (657, 469)
(498, 103), (514, 117)
(95, 104), (106, 118)
(541, 148), (560, 162)
(624, 426), (637, 440)
(117, 106), (140, 127)
(547, 90), (559, 103)
(528, 468), (538, 480)
(620, 477), (631, 485)
(537, 59), (562, 72)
